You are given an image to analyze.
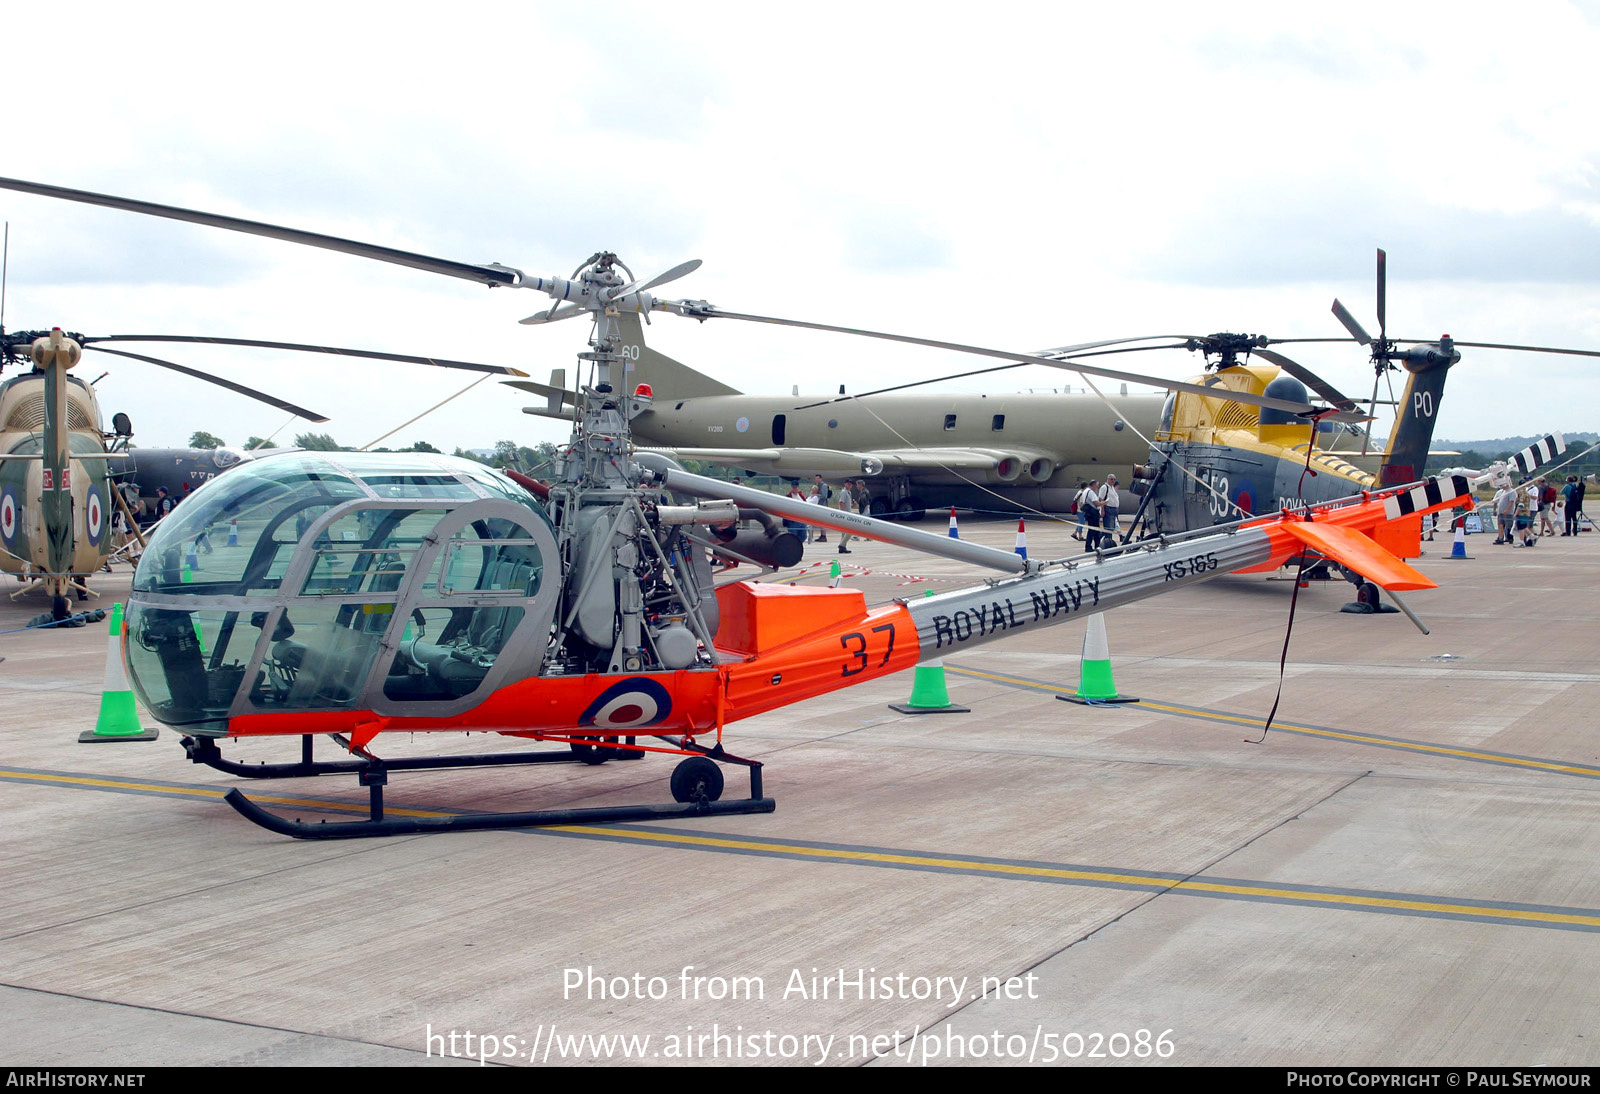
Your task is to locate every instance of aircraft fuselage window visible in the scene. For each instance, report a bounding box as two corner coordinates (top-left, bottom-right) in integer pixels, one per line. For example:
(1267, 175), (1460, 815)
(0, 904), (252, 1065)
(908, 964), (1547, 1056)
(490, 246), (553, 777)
(944, 414), (957, 431)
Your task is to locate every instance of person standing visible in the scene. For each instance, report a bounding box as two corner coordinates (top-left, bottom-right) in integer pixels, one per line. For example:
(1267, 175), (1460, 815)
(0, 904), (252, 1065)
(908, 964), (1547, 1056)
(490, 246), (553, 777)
(1071, 480), (1088, 541)
(811, 475), (830, 543)
(1098, 474), (1121, 546)
(784, 479), (807, 538)
(1081, 478), (1102, 551)
(1539, 477), (1558, 537)
(1493, 483), (1517, 544)
(1564, 475), (1587, 536)
(836, 480), (857, 554)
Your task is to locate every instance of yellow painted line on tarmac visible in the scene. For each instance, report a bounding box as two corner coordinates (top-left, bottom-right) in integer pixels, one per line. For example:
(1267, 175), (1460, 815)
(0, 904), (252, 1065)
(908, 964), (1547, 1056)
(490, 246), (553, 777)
(0, 768), (458, 819)
(540, 824), (1600, 927)
(8, 766), (1600, 930)
(944, 665), (1600, 780)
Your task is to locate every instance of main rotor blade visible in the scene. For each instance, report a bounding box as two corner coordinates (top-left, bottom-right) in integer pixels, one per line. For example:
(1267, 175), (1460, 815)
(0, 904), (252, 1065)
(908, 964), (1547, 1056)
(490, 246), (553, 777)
(1252, 347), (1359, 410)
(678, 307), (1334, 417)
(83, 346), (329, 421)
(81, 335), (528, 376)
(0, 177), (523, 288)
(1330, 299), (1373, 346)
(518, 304), (587, 326)
(792, 341), (1199, 408)
(1392, 338), (1600, 359)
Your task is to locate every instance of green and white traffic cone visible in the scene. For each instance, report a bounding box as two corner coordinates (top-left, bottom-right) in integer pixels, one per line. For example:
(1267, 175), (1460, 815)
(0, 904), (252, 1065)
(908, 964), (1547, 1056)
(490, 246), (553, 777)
(890, 589), (969, 713)
(830, 560), (843, 587)
(1058, 612), (1139, 705)
(80, 603), (159, 742)
(889, 659), (970, 714)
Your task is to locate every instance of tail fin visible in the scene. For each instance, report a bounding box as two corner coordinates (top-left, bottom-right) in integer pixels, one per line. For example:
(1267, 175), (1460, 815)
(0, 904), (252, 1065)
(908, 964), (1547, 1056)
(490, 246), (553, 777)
(1378, 338), (1456, 486)
(614, 312), (741, 399)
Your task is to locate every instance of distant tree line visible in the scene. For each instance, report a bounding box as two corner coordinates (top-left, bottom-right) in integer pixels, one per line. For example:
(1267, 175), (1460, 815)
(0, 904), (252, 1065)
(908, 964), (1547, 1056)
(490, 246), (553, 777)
(1426, 438), (1599, 481)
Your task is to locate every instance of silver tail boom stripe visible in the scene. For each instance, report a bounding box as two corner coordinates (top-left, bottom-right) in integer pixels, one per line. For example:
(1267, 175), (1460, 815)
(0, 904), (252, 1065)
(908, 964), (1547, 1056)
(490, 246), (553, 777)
(906, 527), (1275, 655)
(1384, 475), (1473, 521)
(1510, 433), (1567, 476)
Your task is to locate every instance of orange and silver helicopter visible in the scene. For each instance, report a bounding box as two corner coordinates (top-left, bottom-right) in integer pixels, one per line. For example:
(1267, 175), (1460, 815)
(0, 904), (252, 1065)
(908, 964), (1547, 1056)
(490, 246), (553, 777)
(0, 177), (1483, 839)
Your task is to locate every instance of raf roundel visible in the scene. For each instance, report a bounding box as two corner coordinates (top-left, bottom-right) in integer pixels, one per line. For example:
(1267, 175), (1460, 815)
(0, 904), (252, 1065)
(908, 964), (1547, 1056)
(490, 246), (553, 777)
(579, 678), (673, 730)
(0, 488), (16, 545)
(735, 416), (749, 433)
(85, 486), (105, 546)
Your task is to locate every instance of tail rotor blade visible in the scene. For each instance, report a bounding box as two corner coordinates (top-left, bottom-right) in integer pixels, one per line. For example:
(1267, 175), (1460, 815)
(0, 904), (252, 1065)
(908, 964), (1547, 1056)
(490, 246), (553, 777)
(1376, 248), (1387, 341)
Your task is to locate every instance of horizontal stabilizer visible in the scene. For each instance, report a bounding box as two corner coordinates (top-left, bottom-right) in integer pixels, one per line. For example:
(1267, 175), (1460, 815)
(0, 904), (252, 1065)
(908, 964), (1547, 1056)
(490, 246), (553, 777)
(501, 379), (575, 405)
(1280, 521), (1436, 591)
(1383, 475), (1472, 521)
(1510, 433), (1566, 476)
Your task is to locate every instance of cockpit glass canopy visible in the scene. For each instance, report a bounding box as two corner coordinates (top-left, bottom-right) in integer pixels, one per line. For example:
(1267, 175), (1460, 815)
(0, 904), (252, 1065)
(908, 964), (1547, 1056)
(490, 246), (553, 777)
(132, 451), (547, 596)
(124, 451), (557, 731)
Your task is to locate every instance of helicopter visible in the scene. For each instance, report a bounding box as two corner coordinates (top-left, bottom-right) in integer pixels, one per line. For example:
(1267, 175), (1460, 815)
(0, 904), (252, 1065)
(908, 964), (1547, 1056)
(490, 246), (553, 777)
(0, 324), (528, 620)
(1115, 251), (1592, 548)
(600, 250), (1589, 547)
(0, 176), (1477, 839)
(509, 311), (1167, 521)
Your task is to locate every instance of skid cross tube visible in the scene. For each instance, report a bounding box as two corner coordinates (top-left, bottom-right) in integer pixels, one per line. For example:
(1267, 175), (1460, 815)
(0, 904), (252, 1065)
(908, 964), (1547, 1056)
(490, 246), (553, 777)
(187, 734), (771, 839)
(221, 762), (773, 839)
(183, 734), (590, 779)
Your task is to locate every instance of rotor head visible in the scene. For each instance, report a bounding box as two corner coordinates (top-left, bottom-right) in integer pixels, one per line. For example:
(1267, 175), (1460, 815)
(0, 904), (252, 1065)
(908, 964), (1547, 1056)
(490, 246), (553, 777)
(30, 328), (82, 370)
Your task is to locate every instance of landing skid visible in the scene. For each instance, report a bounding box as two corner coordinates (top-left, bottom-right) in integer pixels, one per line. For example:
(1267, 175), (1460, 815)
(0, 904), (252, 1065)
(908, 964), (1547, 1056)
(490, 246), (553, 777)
(183, 734), (774, 839)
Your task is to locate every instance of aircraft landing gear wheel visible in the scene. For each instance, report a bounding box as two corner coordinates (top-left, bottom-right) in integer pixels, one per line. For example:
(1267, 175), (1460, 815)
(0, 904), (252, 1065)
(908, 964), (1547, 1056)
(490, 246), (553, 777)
(867, 496), (890, 519)
(895, 497), (926, 522)
(570, 741), (609, 765)
(1356, 582), (1381, 610)
(670, 756), (724, 803)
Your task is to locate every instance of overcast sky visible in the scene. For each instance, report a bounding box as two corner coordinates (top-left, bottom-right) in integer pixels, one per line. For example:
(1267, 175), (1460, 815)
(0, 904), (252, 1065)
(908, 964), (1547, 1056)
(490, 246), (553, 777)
(4, 1), (1599, 452)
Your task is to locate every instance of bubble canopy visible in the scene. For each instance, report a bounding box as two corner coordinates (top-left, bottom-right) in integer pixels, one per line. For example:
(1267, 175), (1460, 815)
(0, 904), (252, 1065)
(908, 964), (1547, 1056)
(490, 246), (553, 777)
(125, 451), (560, 733)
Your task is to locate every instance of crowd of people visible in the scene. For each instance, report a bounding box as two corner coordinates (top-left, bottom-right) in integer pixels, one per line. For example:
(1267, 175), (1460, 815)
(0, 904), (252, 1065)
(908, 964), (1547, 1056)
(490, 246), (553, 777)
(779, 473), (1133, 557)
(1490, 474), (1587, 547)
(785, 474), (870, 554)
(772, 468), (1594, 563)
(1072, 475), (1121, 551)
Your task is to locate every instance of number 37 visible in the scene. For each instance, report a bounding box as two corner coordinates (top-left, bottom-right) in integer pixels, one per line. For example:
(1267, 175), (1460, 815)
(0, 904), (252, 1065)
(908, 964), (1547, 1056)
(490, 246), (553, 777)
(840, 622), (896, 676)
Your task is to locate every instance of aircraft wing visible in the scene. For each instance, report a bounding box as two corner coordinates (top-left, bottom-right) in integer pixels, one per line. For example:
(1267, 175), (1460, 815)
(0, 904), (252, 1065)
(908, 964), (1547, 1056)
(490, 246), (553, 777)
(638, 445), (1057, 478)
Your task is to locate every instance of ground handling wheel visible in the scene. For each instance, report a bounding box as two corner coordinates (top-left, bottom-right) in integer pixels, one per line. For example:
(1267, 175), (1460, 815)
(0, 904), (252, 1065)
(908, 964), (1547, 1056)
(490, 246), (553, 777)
(670, 756), (725, 803)
(569, 741), (610, 765)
